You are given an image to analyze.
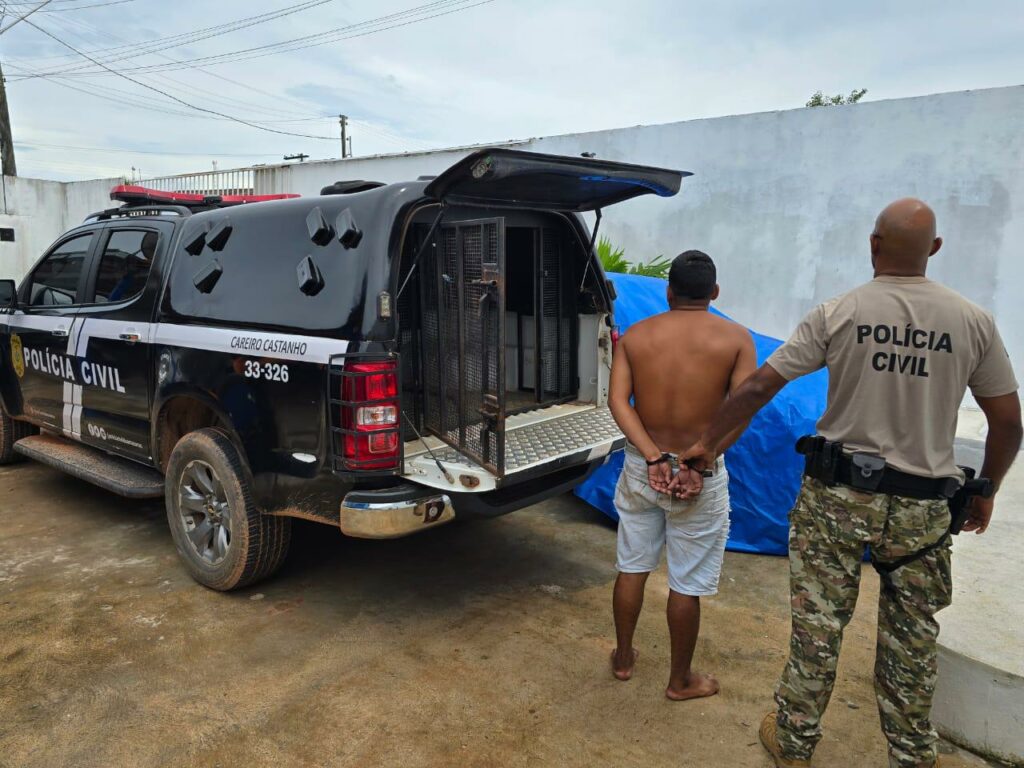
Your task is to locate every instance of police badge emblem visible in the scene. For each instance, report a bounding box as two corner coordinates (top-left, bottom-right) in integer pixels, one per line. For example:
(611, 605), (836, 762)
(11, 333), (24, 378)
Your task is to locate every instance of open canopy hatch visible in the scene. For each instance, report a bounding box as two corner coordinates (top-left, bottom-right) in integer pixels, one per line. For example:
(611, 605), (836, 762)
(425, 148), (690, 212)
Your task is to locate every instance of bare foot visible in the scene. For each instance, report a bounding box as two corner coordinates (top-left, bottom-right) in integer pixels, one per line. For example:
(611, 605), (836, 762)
(665, 672), (720, 701)
(611, 648), (639, 681)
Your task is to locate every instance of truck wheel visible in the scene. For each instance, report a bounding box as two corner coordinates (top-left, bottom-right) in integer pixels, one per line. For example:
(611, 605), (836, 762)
(0, 411), (36, 465)
(165, 428), (291, 591)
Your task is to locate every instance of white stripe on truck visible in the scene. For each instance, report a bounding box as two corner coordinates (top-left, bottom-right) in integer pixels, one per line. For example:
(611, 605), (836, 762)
(151, 323), (349, 363)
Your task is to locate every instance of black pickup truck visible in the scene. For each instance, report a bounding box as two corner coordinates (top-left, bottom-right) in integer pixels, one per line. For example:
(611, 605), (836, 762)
(0, 148), (687, 590)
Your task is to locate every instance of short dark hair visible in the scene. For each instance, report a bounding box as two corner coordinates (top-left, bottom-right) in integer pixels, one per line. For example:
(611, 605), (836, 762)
(668, 250), (716, 299)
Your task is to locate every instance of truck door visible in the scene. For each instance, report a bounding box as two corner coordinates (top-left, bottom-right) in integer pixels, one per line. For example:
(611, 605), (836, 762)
(8, 231), (98, 435)
(422, 218), (506, 474)
(75, 224), (169, 463)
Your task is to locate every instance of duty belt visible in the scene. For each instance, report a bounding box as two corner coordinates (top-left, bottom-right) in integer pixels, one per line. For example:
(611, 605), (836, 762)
(794, 435), (993, 575)
(795, 435), (959, 499)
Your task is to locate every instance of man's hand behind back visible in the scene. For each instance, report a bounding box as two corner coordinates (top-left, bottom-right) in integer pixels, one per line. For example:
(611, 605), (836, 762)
(680, 441), (716, 474)
(648, 461), (704, 499)
(667, 464), (705, 499)
(648, 461), (674, 494)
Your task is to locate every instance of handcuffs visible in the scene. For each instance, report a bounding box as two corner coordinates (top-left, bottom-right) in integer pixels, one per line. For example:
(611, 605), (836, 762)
(645, 452), (714, 478)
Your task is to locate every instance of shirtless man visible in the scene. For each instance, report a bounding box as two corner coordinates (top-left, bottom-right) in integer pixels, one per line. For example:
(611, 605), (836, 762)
(608, 250), (756, 700)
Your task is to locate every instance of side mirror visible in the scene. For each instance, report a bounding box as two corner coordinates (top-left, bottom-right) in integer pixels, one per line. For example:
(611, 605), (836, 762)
(0, 279), (16, 310)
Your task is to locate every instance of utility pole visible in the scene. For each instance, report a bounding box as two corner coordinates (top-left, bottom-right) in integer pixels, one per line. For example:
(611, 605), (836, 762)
(0, 0), (55, 176)
(339, 114), (349, 159)
(0, 60), (16, 177)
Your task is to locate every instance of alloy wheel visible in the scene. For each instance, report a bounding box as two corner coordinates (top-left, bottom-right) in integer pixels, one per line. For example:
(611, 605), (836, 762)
(177, 460), (232, 565)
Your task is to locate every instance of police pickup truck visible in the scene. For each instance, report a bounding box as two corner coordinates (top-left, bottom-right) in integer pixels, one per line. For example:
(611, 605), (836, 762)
(0, 149), (687, 590)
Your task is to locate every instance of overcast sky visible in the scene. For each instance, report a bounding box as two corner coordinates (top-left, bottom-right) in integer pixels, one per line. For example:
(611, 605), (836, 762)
(2, 0), (1023, 181)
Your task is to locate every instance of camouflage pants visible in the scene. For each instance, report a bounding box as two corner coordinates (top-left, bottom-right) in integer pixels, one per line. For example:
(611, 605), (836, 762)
(775, 478), (953, 768)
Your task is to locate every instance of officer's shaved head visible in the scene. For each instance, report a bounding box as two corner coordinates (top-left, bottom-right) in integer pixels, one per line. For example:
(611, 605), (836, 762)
(870, 198), (942, 276)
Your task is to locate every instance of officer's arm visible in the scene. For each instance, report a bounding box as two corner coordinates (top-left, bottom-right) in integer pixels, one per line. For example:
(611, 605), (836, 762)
(684, 363), (788, 468)
(962, 392), (1022, 534)
(714, 329), (759, 453)
(977, 391), (1022, 490)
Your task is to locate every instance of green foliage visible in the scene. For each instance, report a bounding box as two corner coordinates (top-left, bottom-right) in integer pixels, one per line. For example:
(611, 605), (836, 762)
(806, 88), (868, 107)
(597, 236), (671, 279)
(597, 236), (630, 273)
(628, 255), (672, 279)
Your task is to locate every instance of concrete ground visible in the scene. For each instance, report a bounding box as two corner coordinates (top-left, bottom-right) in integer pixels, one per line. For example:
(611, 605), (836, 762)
(0, 460), (1001, 768)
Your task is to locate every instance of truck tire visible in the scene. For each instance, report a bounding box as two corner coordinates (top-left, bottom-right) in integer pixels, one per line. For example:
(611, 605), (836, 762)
(165, 428), (291, 591)
(0, 411), (36, 465)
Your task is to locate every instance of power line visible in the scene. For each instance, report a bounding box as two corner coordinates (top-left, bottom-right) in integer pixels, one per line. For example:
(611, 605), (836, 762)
(4, 1), (464, 153)
(1, 0), (133, 10)
(37, 0), (137, 11)
(14, 140), (284, 156)
(13, 0), (496, 79)
(19, 16), (340, 139)
(0, 0), (53, 35)
(5, 60), (244, 120)
(43, 11), (319, 121)
(2, 0), (117, 6)
(7, 60), (334, 126)
(7, 0), (337, 70)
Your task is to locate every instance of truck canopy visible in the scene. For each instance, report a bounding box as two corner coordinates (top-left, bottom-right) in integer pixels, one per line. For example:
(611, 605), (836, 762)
(424, 148), (690, 212)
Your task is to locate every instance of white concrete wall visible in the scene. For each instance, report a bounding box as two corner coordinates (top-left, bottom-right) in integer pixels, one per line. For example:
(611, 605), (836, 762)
(1, 176), (67, 282)
(4, 86), (1022, 372)
(256, 85), (1024, 370)
(0, 175), (119, 281)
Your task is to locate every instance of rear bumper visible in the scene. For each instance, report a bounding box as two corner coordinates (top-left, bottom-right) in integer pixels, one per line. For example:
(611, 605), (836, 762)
(340, 487), (454, 539)
(339, 456), (606, 537)
(448, 456), (604, 518)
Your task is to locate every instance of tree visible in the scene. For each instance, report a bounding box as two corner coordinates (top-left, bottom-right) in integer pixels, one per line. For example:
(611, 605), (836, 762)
(806, 88), (868, 108)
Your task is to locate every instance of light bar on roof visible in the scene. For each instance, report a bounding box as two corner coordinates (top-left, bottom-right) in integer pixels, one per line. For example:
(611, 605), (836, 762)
(110, 184), (299, 208)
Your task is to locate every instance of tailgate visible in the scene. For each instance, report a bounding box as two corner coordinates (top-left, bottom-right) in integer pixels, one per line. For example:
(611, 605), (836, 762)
(403, 404), (623, 492)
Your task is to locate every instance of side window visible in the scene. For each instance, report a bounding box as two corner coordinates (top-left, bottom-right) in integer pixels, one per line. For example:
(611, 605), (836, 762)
(93, 229), (158, 303)
(28, 233), (93, 307)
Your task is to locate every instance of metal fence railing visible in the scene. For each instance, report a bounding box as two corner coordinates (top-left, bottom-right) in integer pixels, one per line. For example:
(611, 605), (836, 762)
(139, 168), (254, 196)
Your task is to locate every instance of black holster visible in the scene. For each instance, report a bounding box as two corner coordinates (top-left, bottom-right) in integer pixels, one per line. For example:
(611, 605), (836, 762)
(947, 468), (994, 536)
(795, 435), (843, 485)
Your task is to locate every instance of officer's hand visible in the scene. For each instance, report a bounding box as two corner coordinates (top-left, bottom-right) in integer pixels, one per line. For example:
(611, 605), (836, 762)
(680, 441), (716, 474)
(668, 466), (704, 499)
(648, 461), (674, 494)
(961, 495), (994, 534)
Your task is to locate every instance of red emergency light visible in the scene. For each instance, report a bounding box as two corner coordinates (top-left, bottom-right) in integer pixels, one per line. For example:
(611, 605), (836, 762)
(110, 184), (299, 208)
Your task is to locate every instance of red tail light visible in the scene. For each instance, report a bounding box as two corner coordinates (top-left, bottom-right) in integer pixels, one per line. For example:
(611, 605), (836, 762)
(610, 326), (621, 351)
(341, 360), (400, 470)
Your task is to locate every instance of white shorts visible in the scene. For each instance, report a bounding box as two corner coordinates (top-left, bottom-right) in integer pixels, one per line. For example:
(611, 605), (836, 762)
(614, 446), (731, 596)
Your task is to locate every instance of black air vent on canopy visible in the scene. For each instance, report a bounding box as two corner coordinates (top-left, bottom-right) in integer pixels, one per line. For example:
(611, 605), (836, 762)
(335, 209), (362, 249)
(296, 255), (325, 296)
(306, 206), (334, 246)
(193, 260), (223, 294)
(184, 227), (208, 256)
(319, 180), (385, 196)
(206, 218), (233, 252)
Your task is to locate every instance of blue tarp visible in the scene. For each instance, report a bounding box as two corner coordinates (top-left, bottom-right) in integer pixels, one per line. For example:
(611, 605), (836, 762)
(574, 273), (827, 556)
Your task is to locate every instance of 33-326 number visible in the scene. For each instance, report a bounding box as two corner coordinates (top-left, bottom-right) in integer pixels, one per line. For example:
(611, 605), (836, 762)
(243, 360), (290, 383)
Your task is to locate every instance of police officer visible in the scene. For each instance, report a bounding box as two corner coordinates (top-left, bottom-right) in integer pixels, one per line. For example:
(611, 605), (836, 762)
(681, 198), (1022, 768)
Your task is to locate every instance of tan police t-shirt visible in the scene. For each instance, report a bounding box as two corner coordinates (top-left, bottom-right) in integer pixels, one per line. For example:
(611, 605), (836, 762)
(767, 276), (1018, 479)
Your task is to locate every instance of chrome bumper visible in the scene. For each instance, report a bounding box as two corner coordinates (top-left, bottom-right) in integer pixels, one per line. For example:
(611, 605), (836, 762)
(339, 493), (455, 539)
